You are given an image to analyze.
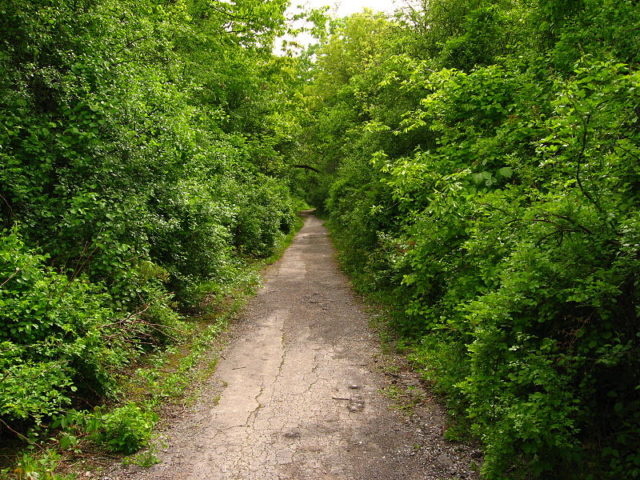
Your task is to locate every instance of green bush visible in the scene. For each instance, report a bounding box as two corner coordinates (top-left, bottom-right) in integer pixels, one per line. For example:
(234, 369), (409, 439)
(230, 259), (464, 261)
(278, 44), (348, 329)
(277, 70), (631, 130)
(298, 2), (640, 478)
(91, 404), (157, 455)
(234, 177), (297, 258)
(0, 230), (122, 423)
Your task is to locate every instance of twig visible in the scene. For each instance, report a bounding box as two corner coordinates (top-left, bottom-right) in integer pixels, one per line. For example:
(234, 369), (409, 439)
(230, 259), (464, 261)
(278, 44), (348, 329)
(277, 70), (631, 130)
(0, 192), (13, 218)
(0, 267), (20, 289)
(102, 304), (152, 329)
(575, 112), (604, 215)
(292, 164), (321, 173)
(0, 418), (45, 451)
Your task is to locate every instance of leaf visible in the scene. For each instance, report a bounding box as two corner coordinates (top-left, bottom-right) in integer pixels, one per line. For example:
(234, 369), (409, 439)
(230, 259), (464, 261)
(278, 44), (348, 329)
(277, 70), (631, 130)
(497, 166), (513, 178)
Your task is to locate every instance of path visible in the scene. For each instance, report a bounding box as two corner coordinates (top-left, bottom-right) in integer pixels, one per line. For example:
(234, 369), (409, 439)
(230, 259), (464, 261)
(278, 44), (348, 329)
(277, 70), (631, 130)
(105, 215), (479, 480)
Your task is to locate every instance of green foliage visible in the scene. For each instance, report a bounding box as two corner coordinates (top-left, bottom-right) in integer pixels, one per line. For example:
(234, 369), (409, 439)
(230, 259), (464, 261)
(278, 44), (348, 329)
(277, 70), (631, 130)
(0, 449), (74, 480)
(53, 403), (156, 455)
(0, 0), (301, 456)
(295, 1), (640, 478)
(0, 230), (122, 424)
(233, 176), (297, 258)
(90, 404), (157, 455)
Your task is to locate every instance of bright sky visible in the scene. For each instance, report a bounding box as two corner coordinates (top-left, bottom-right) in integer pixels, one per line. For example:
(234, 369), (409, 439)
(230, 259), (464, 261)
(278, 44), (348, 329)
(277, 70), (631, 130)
(276, 0), (399, 54)
(300, 0), (398, 16)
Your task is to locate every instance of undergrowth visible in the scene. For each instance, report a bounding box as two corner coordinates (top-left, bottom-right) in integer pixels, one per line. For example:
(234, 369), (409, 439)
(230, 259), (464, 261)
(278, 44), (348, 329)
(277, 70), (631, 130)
(0, 214), (306, 480)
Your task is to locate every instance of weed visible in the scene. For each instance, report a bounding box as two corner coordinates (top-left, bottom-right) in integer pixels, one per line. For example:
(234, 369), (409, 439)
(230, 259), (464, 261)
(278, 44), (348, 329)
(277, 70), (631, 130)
(123, 448), (160, 468)
(91, 404), (157, 455)
(1, 450), (74, 480)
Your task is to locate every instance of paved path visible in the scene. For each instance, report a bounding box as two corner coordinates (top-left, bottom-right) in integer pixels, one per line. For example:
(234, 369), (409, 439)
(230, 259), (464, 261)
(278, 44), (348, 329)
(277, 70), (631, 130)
(107, 215), (479, 480)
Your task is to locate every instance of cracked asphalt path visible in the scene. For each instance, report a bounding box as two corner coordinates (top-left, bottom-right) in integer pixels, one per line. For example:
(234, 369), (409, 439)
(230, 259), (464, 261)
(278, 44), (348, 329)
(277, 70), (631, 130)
(107, 214), (479, 480)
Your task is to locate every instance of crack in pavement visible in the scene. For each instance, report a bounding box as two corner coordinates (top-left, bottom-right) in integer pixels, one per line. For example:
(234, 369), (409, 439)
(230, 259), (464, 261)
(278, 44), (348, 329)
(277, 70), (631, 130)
(272, 328), (287, 388)
(304, 351), (321, 394)
(244, 380), (265, 427)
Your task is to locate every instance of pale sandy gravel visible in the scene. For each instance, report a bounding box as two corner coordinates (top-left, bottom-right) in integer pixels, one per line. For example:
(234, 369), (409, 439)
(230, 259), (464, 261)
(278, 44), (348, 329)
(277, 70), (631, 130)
(100, 214), (481, 480)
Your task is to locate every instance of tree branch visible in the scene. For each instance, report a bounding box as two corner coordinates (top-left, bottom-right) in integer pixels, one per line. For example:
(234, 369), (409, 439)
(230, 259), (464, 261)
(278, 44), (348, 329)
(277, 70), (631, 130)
(292, 164), (321, 173)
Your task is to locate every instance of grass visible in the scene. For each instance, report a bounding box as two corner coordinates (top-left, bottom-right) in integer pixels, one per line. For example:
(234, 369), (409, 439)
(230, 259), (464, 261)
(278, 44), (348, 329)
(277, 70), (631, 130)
(380, 383), (427, 416)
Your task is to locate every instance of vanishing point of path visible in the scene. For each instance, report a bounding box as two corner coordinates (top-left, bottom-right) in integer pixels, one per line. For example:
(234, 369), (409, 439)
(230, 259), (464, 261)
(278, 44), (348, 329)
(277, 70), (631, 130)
(104, 214), (480, 480)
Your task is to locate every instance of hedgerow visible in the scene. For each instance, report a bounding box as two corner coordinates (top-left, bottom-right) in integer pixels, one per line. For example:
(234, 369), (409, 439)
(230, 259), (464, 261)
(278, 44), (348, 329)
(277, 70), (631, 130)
(0, 0), (298, 448)
(293, 1), (640, 478)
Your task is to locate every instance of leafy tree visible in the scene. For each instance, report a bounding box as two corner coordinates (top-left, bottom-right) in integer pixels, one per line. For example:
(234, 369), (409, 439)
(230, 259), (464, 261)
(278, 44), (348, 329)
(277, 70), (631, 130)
(0, 0), (300, 438)
(293, 1), (640, 478)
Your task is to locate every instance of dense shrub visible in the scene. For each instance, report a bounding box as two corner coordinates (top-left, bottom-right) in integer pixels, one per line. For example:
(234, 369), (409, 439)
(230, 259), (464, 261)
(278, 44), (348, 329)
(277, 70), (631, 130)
(0, 0), (299, 441)
(294, 2), (640, 478)
(0, 230), (122, 423)
(234, 176), (297, 257)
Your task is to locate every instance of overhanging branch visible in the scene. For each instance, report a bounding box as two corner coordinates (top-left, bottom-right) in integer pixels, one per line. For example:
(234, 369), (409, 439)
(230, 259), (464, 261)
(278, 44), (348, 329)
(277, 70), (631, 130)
(292, 164), (321, 173)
